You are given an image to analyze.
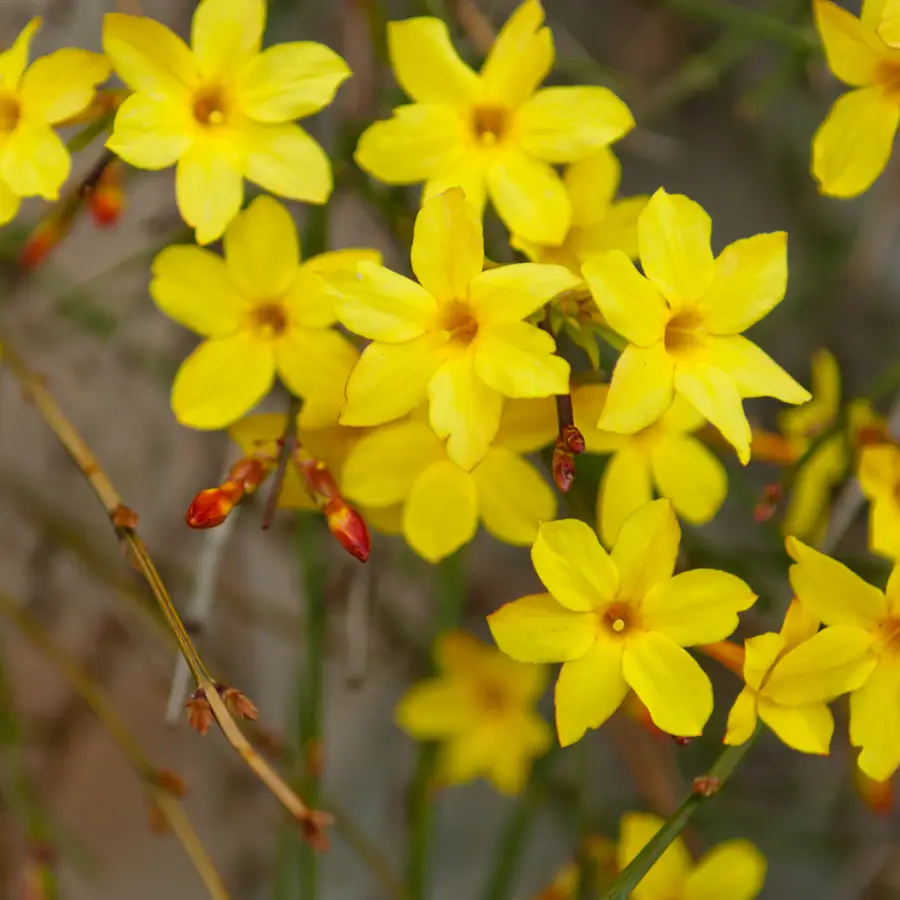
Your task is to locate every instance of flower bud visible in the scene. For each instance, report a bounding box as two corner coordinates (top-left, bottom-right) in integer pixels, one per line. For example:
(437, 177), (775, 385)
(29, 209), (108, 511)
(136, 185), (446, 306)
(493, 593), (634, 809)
(185, 486), (239, 529)
(324, 498), (370, 562)
(87, 162), (124, 227)
(552, 445), (576, 493)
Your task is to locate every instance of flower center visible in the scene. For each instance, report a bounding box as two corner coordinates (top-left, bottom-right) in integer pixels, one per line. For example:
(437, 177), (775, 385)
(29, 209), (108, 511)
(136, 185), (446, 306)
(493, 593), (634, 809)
(471, 105), (509, 146)
(193, 85), (230, 127)
(877, 60), (900, 101)
(438, 301), (479, 347)
(250, 303), (288, 339)
(0, 94), (21, 134)
(878, 617), (900, 654)
(664, 311), (705, 357)
(477, 680), (512, 717)
(601, 602), (636, 638)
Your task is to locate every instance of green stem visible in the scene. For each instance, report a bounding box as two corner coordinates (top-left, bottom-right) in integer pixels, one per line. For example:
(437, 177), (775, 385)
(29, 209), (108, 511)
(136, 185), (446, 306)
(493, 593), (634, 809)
(600, 730), (760, 900)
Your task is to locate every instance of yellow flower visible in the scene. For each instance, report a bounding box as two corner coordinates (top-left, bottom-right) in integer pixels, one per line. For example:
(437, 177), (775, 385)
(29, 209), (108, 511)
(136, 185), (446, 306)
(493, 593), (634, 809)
(395, 631), (551, 795)
(584, 188), (810, 463)
(150, 195), (378, 429)
(511, 147), (648, 274)
(103, 0), (350, 243)
(726, 600), (874, 754)
(341, 399), (556, 562)
(616, 812), (766, 900)
(354, 0), (634, 244)
(0, 18), (110, 222)
(788, 537), (900, 781)
(812, 0), (900, 197)
(534, 837), (616, 899)
(488, 500), (756, 746)
(571, 384), (726, 546)
(329, 187), (578, 470)
(859, 442), (900, 560)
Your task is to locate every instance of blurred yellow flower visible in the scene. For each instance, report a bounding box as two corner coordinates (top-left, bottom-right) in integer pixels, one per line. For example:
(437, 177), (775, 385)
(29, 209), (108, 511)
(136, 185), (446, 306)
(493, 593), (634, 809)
(354, 0), (634, 244)
(812, 0), (900, 197)
(534, 836), (616, 899)
(788, 537), (900, 781)
(395, 631), (551, 795)
(859, 442), (900, 560)
(584, 188), (810, 463)
(341, 399), (556, 562)
(0, 18), (109, 222)
(329, 187), (578, 470)
(616, 812), (766, 900)
(488, 500), (756, 746)
(103, 0), (350, 243)
(151, 195), (378, 429)
(571, 384), (726, 546)
(726, 600), (874, 754)
(511, 147), (648, 274)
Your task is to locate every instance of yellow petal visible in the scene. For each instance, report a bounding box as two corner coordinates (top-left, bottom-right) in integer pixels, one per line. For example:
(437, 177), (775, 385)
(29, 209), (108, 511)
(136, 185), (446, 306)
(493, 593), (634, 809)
(786, 535), (888, 627)
(423, 156), (488, 215)
(565, 147), (621, 227)
(411, 187), (483, 302)
(762, 624), (876, 705)
(599, 343), (675, 433)
(869, 493), (900, 560)
(743, 632), (786, 692)
(102, 13), (199, 96)
(555, 638), (627, 746)
(341, 421), (444, 507)
(238, 41), (350, 122)
(0, 121), (69, 199)
(107, 93), (193, 169)
(0, 178), (21, 225)
(571, 384), (628, 454)
(481, 0), (553, 108)
(531, 519), (619, 612)
(780, 347), (841, 437)
(515, 86), (634, 163)
(404, 459), (478, 562)
(650, 434), (727, 525)
(705, 335), (811, 404)
(0, 18), (40, 90)
(780, 598), (821, 648)
(757, 699), (833, 755)
(470, 262), (579, 324)
(674, 363), (751, 465)
(622, 632), (713, 736)
(695, 233), (788, 335)
(488, 592), (596, 663)
(172, 333), (274, 429)
(658, 393), (706, 433)
(175, 140), (243, 244)
(598, 445), (653, 548)
(396, 678), (477, 738)
(19, 49), (110, 125)
(583, 251), (669, 347)
(340, 335), (443, 426)
(617, 813), (690, 900)
(283, 270), (339, 334)
(880, 0), (900, 43)
(355, 105), (468, 184)
(611, 499), (680, 603)
(724, 688), (759, 747)
(473, 446), (555, 545)
(150, 245), (248, 336)
(437, 726), (502, 787)
(387, 17), (479, 107)
(486, 147), (571, 245)
(493, 396), (558, 453)
(851, 660), (900, 781)
(782, 439), (845, 540)
(302, 248), (382, 275)
(332, 261), (437, 341)
(639, 188), (715, 308)
(642, 569), (756, 646)
(813, 86), (899, 198)
(573, 196), (648, 263)
(859, 443), (900, 497)
(224, 195), (298, 297)
(813, 0), (883, 86)
(243, 122), (332, 203)
(683, 840), (767, 900)
(474, 322), (570, 398)
(191, 0), (264, 77)
(428, 353), (503, 470)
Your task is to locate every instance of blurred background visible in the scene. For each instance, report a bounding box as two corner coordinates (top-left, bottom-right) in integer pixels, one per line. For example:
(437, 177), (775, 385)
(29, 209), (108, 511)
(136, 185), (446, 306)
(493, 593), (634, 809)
(1, 0), (899, 898)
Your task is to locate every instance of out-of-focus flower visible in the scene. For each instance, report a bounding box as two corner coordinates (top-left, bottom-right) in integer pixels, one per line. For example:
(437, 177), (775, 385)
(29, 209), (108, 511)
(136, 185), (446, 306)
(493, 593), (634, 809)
(395, 631), (551, 795)
(329, 187), (578, 470)
(533, 836), (617, 899)
(511, 147), (648, 274)
(341, 399), (556, 562)
(489, 500), (756, 745)
(616, 812), (766, 900)
(570, 384), (726, 546)
(788, 537), (900, 781)
(859, 441), (900, 561)
(354, 0), (633, 244)
(726, 600), (873, 754)
(811, 0), (900, 197)
(0, 17), (109, 223)
(103, 0), (350, 243)
(150, 195), (378, 429)
(584, 188), (809, 464)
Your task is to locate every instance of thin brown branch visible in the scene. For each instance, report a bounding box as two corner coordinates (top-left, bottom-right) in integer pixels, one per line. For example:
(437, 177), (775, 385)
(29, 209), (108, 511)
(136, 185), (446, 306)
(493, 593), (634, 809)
(261, 397), (302, 530)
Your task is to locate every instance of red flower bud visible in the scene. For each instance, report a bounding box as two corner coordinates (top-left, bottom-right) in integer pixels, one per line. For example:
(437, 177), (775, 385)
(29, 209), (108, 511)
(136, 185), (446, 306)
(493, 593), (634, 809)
(560, 424), (585, 455)
(19, 218), (67, 270)
(552, 445), (576, 493)
(185, 486), (239, 529)
(324, 498), (370, 562)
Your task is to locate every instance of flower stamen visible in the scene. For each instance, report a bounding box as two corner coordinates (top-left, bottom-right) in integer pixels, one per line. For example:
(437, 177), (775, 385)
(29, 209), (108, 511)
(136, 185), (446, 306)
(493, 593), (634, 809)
(193, 86), (230, 127)
(250, 303), (289, 339)
(471, 105), (508, 146)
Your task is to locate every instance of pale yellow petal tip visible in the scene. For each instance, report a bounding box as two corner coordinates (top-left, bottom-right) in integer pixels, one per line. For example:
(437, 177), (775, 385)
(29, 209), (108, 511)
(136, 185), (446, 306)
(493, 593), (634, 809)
(784, 534), (807, 561)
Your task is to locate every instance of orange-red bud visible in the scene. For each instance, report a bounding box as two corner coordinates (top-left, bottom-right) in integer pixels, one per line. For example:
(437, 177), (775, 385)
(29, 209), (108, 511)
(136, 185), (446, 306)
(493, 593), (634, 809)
(19, 217), (68, 270)
(856, 768), (892, 816)
(560, 424), (585, 455)
(324, 498), (370, 562)
(185, 486), (238, 529)
(87, 166), (124, 227)
(753, 483), (782, 523)
(552, 444), (576, 493)
(228, 457), (269, 494)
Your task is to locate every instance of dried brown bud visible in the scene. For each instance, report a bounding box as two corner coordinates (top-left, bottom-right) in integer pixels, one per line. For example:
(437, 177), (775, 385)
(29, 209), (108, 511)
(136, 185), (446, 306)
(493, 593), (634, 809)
(185, 690), (213, 736)
(112, 503), (139, 529)
(552, 444), (576, 493)
(299, 808), (334, 852)
(692, 774), (721, 797)
(153, 768), (187, 798)
(219, 685), (259, 721)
